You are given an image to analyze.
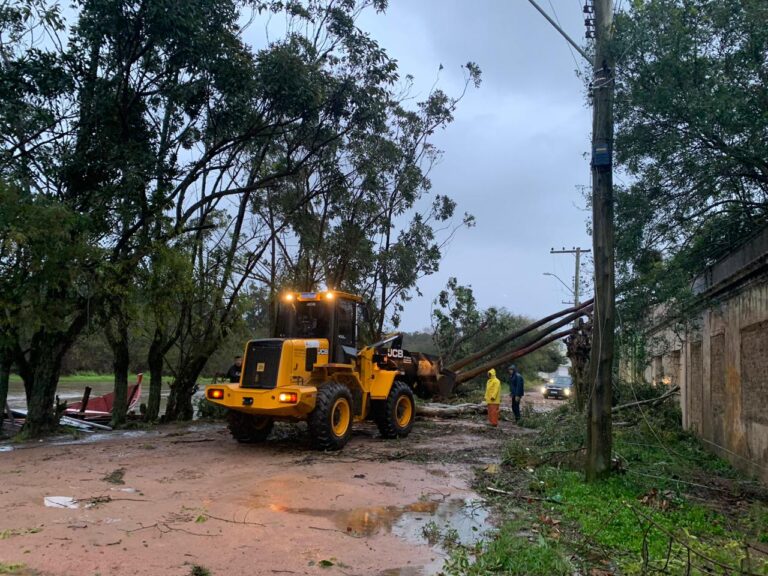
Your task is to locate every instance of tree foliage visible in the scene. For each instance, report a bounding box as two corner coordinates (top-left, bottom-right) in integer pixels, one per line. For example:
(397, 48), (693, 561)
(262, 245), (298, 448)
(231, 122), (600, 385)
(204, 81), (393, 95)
(432, 278), (563, 382)
(613, 0), (768, 329)
(0, 0), (480, 432)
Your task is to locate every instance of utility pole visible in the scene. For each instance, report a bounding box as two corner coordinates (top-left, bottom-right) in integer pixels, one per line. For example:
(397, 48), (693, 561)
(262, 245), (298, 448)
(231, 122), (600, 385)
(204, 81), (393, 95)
(527, 0), (616, 480)
(586, 0), (615, 482)
(550, 246), (591, 414)
(550, 246), (591, 309)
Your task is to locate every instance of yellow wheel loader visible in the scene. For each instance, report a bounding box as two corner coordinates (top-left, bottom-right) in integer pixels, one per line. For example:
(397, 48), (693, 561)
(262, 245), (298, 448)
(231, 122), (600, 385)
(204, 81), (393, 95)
(204, 290), (419, 450)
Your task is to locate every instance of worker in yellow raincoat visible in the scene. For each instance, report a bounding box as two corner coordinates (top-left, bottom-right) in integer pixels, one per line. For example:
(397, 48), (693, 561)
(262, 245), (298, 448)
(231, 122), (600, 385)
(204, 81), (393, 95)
(485, 368), (501, 427)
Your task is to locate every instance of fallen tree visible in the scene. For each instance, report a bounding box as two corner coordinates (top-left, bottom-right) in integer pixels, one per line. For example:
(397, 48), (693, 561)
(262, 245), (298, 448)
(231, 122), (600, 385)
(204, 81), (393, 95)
(454, 328), (574, 384)
(415, 402), (507, 418)
(447, 299), (594, 373)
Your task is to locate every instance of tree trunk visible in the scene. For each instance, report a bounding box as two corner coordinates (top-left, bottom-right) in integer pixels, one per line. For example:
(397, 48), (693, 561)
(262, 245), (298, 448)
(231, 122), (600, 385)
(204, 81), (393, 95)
(19, 312), (88, 437)
(164, 352), (209, 421)
(566, 319), (592, 413)
(0, 354), (10, 430)
(146, 330), (165, 422)
(23, 347), (65, 437)
(106, 314), (130, 428)
(448, 300), (593, 373)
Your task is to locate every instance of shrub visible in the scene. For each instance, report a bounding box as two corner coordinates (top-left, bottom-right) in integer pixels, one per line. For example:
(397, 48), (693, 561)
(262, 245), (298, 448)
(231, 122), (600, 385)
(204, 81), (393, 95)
(195, 397), (228, 420)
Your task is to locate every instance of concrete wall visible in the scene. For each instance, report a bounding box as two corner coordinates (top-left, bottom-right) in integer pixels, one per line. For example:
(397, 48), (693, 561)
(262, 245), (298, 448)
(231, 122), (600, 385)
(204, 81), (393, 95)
(644, 228), (768, 484)
(683, 279), (768, 483)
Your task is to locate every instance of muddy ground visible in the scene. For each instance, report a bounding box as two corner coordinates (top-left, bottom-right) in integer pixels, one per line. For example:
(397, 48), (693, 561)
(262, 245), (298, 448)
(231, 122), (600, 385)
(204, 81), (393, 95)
(0, 395), (557, 576)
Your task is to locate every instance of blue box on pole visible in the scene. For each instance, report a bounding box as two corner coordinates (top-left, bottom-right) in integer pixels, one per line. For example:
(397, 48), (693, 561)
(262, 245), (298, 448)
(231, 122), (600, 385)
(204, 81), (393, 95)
(592, 140), (612, 168)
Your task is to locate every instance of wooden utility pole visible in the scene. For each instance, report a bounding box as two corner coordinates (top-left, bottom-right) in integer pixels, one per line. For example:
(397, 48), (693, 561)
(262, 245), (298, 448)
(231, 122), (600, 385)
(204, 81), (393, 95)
(551, 246), (592, 413)
(526, 0), (615, 472)
(586, 0), (615, 482)
(550, 246), (591, 310)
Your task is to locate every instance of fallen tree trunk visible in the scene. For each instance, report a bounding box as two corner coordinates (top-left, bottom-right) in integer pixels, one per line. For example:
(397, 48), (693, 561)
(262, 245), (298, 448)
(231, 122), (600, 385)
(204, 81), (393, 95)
(456, 328), (573, 384)
(612, 385), (680, 414)
(415, 402), (515, 418)
(447, 299), (593, 372)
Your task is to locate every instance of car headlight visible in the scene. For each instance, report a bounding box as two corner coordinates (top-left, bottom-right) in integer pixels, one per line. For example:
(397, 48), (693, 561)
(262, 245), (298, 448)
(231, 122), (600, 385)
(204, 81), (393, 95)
(564, 388), (571, 396)
(540, 386), (547, 394)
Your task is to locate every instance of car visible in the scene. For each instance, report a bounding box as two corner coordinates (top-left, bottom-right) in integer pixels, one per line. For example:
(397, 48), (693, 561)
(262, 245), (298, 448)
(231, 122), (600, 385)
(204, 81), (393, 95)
(541, 375), (573, 400)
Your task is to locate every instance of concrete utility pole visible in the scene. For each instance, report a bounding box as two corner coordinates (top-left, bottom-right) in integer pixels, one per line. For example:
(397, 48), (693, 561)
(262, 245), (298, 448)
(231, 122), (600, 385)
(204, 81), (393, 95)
(586, 0), (615, 482)
(550, 246), (591, 308)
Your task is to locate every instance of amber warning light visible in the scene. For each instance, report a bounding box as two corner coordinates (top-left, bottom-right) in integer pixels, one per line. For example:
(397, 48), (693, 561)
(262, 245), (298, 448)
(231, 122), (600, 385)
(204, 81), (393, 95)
(207, 388), (224, 400)
(278, 392), (298, 403)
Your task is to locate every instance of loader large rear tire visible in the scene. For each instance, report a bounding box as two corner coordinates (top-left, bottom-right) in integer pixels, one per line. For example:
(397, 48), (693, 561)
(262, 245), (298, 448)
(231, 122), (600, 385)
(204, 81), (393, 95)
(227, 411), (274, 443)
(373, 380), (415, 439)
(308, 382), (353, 451)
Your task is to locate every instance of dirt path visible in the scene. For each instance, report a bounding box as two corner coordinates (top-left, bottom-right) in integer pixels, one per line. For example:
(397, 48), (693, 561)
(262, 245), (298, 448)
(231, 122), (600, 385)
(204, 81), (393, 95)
(0, 412), (535, 576)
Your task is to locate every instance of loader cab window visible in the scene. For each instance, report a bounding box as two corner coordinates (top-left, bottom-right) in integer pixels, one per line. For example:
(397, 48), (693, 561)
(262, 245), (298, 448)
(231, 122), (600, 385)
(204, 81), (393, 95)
(336, 299), (356, 345)
(335, 299), (357, 361)
(296, 302), (330, 338)
(274, 295), (359, 363)
(275, 301), (332, 340)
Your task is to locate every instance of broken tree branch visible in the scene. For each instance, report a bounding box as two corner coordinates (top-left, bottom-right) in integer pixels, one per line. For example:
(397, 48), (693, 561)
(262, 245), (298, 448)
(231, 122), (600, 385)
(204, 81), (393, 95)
(612, 385), (680, 414)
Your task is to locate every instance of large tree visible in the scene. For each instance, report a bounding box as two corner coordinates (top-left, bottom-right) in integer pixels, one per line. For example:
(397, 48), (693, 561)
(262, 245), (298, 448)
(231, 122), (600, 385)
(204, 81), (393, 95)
(613, 0), (768, 329)
(262, 71), (480, 341)
(0, 0), (403, 433)
(1, 0), (481, 429)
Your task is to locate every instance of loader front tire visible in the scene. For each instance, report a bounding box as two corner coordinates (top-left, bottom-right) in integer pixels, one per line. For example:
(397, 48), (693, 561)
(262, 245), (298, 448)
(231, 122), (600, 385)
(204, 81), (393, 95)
(227, 411), (273, 443)
(308, 382), (353, 451)
(373, 380), (415, 439)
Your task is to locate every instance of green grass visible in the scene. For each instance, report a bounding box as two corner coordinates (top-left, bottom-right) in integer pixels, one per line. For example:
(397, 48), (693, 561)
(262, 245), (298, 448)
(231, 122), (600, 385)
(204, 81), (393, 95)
(472, 400), (768, 575)
(8, 372), (115, 384)
(0, 563), (38, 576)
(443, 520), (573, 576)
(534, 468), (756, 574)
(8, 373), (225, 385)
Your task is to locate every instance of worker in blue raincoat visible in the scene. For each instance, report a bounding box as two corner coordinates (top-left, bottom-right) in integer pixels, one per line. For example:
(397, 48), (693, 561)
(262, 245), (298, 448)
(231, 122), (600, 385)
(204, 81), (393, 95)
(508, 364), (524, 423)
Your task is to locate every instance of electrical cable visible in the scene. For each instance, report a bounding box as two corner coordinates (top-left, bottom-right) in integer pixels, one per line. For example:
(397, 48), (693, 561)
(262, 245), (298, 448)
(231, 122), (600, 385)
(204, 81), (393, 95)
(547, 0), (584, 77)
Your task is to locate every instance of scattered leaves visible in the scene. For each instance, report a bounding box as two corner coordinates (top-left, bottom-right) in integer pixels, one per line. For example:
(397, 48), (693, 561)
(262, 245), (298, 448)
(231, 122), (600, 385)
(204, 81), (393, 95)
(102, 468), (126, 485)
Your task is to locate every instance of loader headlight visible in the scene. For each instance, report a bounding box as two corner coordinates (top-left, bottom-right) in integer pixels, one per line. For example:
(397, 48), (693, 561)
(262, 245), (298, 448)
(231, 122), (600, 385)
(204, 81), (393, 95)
(207, 388), (224, 400)
(278, 392), (298, 403)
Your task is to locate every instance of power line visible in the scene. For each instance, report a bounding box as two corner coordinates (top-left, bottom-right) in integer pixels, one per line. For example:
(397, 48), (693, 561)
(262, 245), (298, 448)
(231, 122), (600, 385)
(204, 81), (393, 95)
(546, 0), (584, 76)
(526, 0), (590, 62)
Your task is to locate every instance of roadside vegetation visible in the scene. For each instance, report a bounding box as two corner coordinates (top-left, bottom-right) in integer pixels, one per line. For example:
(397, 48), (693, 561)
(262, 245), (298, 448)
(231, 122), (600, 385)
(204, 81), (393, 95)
(452, 388), (768, 575)
(0, 0), (483, 434)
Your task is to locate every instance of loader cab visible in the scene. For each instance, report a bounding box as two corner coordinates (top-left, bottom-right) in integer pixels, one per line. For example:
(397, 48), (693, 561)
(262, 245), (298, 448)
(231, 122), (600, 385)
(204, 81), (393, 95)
(275, 291), (363, 363)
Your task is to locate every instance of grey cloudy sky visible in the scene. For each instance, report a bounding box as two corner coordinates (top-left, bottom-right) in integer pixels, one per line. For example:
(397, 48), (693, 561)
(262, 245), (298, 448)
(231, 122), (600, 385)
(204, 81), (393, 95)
(358, 1), (595, 330)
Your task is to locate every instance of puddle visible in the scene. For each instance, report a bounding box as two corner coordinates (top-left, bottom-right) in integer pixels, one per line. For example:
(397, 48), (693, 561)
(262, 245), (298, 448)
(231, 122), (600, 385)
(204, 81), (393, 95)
(393, 498), (490, 547)
(50, 430), (153, 446)
(0, 429), (160, 452)
(272, 497), (490, 541)
(273, 496), (492, 574)
(272, 500), (441, 537)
